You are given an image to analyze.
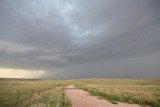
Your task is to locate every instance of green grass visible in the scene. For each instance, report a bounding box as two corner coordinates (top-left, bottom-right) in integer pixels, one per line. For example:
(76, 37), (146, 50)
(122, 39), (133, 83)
(41, 91), (71, 107)
(72, 78), (160, 107)
(0, 78), (71, 107)
(1, 78), (160, 107)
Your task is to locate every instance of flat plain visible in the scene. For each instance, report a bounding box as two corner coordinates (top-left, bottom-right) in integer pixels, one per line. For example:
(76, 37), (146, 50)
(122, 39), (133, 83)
(0, 78), (160, 107)
(73, 78), (160, 107)
(0, 78), (71, 107)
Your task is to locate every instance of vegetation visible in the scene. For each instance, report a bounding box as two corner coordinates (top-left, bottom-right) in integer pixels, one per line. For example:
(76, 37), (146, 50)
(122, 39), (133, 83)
(0, 78), (71, 107)
(73, 78), (160, 107)
(1, 78), (160, 107)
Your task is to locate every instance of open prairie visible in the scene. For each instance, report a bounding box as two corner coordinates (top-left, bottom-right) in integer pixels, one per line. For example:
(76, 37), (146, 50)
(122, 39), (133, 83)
(73, 78), (160, 107)
(0, 78), (71, 107)
(1, 0), (160, 107)
(0, 78), (160, 107)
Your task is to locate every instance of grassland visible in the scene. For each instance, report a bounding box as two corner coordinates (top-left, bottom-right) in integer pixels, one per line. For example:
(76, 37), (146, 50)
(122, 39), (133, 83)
(0, 78), (71, 107)
(72, 78), (160, 107)
(0, 78), (160, 107)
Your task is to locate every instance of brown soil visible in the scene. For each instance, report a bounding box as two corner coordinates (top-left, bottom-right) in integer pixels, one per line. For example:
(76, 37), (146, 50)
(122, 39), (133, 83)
(65, 85), (143, 107)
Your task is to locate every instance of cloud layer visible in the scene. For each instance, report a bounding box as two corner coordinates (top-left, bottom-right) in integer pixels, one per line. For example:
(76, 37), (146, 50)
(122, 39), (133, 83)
(0, 0), (160, 78)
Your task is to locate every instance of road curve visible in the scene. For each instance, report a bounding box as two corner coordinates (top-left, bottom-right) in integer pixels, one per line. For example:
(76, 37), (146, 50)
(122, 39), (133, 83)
(65, 85), (141, 107)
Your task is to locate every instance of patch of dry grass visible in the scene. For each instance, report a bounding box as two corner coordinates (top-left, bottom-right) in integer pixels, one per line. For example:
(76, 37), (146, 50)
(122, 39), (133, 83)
(0, 79), (71, 107)
(73, 78), (160, 107)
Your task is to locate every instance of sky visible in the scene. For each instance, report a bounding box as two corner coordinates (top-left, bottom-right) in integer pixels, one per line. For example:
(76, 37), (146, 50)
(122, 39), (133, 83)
(0, 0), (160, 79)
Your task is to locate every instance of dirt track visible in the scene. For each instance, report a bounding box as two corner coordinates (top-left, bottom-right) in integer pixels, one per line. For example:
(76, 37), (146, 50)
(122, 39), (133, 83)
(65, 85), (141, 107)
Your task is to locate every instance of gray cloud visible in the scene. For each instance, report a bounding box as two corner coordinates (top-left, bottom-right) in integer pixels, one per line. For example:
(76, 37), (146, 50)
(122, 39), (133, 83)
(0, 0), (160, 78)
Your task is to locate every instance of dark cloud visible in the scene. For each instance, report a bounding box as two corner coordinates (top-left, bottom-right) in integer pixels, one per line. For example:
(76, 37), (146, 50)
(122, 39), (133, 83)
(0, 0), (160, 78)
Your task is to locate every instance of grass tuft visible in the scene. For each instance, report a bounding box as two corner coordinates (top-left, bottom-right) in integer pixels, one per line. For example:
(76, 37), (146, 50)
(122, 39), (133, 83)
(73, 78), (160, 107)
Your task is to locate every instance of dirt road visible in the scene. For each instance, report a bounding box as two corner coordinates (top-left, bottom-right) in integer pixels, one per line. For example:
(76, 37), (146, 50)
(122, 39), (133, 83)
(65, 85), (141, 107)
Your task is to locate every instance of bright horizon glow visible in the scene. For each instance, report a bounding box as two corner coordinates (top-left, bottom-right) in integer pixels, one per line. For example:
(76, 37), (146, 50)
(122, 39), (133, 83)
(0, 68), (45, 78)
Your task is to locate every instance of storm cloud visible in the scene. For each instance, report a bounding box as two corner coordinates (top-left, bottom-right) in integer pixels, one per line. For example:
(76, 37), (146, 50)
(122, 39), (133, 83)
(0, 0), (160, 79)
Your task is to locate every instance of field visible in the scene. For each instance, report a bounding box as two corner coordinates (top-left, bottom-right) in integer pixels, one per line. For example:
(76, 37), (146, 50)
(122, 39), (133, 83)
(0, 78), (160, 107)
(0, 78), (71, 107)
(73, 78), (160, 107)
